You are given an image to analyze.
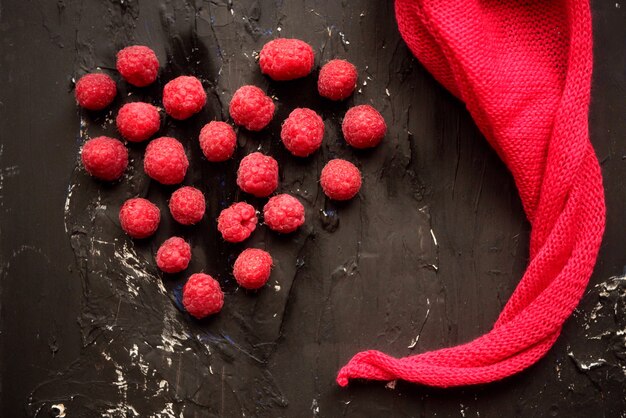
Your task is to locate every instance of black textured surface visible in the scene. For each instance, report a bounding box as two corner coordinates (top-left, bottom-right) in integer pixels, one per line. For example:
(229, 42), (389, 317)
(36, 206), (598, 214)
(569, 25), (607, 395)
(0, 1), (624, 417)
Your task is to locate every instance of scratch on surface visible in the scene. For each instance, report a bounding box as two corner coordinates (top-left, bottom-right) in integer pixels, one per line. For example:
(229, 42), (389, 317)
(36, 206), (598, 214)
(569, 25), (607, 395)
(408, 298), (431, 349)
(473, 159), (487, 213)
(0, 143), (20, 208)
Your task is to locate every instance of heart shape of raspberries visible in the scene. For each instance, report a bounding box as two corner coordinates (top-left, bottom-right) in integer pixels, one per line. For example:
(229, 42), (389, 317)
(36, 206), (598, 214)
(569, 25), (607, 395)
(73, 39), (386, 320)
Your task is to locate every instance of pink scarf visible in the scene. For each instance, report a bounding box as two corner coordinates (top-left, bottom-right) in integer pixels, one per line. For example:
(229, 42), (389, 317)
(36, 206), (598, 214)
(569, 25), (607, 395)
(338, 0), (605, 387)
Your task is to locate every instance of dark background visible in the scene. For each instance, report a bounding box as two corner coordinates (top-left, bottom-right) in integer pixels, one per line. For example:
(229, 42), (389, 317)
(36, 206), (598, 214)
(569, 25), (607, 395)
(0, 1), (624, 417)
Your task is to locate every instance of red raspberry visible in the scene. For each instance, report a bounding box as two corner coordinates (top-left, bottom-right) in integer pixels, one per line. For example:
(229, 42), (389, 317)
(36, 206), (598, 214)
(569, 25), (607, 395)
(233, 248), (273, 290)
(162, 76), (206, 120)
(342, 105), (387, 149)
(169, 186), (205, 225)
(263, 194), (305, 233)
(144, 137), (189, 185)
(237, 152), (279, 197)
(259, 38), (315, 81)
(116, 45), (159, 87)
(80, 136), (128, 181)
(318, 59), (358, 101)
(183, 273), (224, 319)
(199, 121), (237, 162)
(320, 159), (362, 201)
(119, 197), (160, 239)
(116, 102), (161, 142)
(217, 202), (258, 243)
(229, 85), (275, 131)
(75, 73), (117, 110)
(280, 108), (325, 157)
(156, 237), (191, 274)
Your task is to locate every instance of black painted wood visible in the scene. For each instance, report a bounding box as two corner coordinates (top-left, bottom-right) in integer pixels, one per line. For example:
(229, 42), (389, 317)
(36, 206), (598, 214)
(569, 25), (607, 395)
(0, 1), (624, 417)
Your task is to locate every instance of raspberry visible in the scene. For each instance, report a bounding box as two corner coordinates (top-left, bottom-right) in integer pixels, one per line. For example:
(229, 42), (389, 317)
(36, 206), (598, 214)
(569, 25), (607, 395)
(144, 137), (189, 185)
(80, 136), (128, 181)
(75, 73), (117, 110)
(116, 45), (159, 87)
(280, 108), (325, 157)
(169, 186), (205, 225)
(259, 38), (315, 81)
(342, 105), (387, 149)
(233, 248), (273, 290)
(183, 273), (224, 319)
(199, 121), (237, 162)
(263, 194), (305, 233)
(156, 237), (191, 274)
(237, 152), (279, 197)
(217, 202), (258, 243)
(318, 59), (358, 101)
(163, 76), (206, 120)
(320, 159), (362, 201)
(116, 102), (161, 142)
(119, 198), (160, 239)
(229, 85), (275, 131)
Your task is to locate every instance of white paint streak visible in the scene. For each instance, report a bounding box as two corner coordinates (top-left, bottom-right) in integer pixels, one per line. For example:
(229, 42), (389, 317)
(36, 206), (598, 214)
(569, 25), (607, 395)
(51, 403), (66, 417)
(79, 115), (88, 137)
(156, 278), (168, 295)
(568, 351), (608, 371)
(100, 350), (140, 418)
(157, 310), (187, 353)
(408, 298), (431, 349)
(63, 184), (77, 234)
(430, 229), (438, 247)
(154, 402), (177, 418)
(113, 241), (154, 297)
(338, 31), (350, 45)
(597, 274), (626, 297)
(311, 398), (320, 416)
(155, 380), (169, 397)
(128, 344), (150, 377)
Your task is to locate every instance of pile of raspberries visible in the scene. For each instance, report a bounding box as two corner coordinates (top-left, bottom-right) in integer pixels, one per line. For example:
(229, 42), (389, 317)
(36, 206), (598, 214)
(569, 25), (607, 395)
(76, 40), (386, 319)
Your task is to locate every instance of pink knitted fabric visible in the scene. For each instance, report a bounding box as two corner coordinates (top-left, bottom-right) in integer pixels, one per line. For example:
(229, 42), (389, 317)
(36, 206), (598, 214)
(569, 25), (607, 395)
(337, 0), (605, 387)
